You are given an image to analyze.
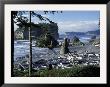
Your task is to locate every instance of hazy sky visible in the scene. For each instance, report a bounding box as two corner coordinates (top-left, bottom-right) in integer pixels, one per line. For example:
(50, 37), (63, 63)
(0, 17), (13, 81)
(15, 11), (100, 34)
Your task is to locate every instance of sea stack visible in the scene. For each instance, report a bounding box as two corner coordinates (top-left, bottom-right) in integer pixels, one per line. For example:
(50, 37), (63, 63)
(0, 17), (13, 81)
(60, 38), (70, 55)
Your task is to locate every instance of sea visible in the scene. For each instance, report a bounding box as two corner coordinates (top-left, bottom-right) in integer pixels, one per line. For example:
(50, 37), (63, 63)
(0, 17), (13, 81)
(14, 36), (92, 61)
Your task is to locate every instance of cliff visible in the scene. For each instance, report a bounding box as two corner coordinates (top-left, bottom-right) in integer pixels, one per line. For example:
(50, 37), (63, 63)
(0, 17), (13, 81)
(14, 23), (59, 40)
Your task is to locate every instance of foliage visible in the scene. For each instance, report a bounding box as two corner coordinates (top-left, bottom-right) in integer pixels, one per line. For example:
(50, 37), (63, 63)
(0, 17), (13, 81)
(36, 35), (46, 47)
(14, 65), (100, 77)
(13, 69), (29, 77)
(15, 23), (59, 40)
(13, 11), (62, 29)
(36, 33), (59, 49)
(13, 11), (61, 77)
(74, 65), (100, 77)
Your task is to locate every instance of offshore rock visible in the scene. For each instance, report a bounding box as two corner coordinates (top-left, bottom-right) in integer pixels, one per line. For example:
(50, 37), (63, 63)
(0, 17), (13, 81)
(60, 38), (70, 55)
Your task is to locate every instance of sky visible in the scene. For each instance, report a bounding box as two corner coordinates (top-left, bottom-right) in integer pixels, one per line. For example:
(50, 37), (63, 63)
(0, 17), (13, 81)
(15, 11), (100, 34)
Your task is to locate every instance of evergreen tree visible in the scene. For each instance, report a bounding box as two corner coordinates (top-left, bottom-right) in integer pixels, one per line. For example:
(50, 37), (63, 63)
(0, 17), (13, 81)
(12, 11), (62, 76)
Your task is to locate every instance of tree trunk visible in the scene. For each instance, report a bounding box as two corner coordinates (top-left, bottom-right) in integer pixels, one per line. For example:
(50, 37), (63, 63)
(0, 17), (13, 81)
(29, 11), (32, 76)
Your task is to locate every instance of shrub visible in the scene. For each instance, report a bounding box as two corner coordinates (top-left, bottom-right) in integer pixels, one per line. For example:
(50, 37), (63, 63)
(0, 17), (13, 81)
(14, 65), (100, 77)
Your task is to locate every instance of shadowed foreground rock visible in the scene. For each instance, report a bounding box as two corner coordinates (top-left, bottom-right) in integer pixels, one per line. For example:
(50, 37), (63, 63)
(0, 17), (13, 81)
(60, 38), (70, 55)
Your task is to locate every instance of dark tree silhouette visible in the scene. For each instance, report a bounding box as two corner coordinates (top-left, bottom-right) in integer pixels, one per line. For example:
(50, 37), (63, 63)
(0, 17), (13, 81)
(45, 33), (58, 50)
(12, 11), (62, 76)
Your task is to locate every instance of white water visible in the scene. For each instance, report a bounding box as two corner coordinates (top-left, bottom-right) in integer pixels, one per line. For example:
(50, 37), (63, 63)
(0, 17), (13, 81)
(14, 40), (60, 62)
(14, 40), (49, 60)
